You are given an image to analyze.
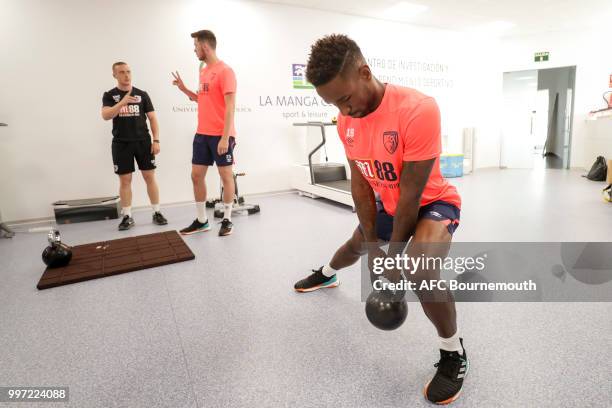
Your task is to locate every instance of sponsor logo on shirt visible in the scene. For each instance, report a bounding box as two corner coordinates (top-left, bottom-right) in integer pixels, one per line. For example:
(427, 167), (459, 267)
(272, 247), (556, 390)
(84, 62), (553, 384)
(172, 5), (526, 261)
(354, 158), (399, 184)
(119, 104), (140, 117)
(354, 159), (375, 179)
(346, 128), (355, 147)
(199, 68), (216, 95)
(383, 131), (399, 154)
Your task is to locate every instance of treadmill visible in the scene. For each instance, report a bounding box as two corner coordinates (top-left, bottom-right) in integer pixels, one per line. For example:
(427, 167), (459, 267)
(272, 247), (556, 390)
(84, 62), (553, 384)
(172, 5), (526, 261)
(291, 122), (354, 209)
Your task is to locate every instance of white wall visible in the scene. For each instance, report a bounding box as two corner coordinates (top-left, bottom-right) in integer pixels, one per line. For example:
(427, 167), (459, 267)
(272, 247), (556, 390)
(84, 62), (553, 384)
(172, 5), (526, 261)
(500, 26), (612, 169)
(0, 0), (502, 222)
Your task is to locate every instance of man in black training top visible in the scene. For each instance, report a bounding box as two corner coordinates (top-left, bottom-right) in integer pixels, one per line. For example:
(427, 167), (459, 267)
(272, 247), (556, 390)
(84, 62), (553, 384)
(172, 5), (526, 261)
(102, 62), (168, 230)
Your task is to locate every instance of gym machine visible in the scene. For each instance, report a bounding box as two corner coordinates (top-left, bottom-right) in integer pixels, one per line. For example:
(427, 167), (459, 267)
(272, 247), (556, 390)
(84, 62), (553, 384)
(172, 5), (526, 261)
(206, 172), (260, 218)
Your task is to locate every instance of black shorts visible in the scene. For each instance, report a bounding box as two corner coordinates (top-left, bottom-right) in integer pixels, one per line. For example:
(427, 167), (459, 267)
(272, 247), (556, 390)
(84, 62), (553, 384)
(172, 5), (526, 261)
(112, 139), (156, 175)
(192, 134), (236, 167)
(360, 200), (461, 241)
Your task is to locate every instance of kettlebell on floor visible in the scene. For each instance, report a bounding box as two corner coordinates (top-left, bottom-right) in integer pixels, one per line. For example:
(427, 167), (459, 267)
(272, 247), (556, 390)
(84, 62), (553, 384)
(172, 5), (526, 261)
(42, 229), (72, 268)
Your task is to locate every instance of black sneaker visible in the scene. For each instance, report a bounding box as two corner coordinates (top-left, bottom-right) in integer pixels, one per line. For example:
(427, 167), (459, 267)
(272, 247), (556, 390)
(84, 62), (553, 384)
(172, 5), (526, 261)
(152, 211), (168, 225)
(180, 219), (211, 235)
(218, 218), (233, 236)
(294, 267), (339, 293)
(118, 215), (134, 231)
(424, 338), (469, 405)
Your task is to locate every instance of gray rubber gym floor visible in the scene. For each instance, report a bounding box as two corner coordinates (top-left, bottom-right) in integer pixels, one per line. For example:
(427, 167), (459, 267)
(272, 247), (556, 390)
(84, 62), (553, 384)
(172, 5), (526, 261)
(1, 168), (611, 408)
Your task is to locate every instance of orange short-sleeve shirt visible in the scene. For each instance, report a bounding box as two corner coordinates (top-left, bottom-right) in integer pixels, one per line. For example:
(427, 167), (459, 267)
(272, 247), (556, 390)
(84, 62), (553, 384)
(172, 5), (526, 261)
(197, 61), (236, 136)
(337, 84), (461, 216)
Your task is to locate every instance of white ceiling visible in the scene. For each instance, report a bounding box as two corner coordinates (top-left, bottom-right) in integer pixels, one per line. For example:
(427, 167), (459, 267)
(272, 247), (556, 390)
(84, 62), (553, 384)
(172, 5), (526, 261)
(258, 0), (612, 37)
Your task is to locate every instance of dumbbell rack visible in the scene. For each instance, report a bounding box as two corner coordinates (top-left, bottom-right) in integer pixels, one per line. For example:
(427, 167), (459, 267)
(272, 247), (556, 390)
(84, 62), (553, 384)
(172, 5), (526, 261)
(0, 122), (14, 238)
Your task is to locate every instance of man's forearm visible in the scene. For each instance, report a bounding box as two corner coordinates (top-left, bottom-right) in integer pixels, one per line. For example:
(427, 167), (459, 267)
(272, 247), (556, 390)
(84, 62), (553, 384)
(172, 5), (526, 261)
(222, 108), (234, 139)
(352, 177), (378, 242)
(387, 159), (436, 256)
(150, 119), (159, 141)
(181, 88), (198, 101)
(388, 194), (420, 256)
(102, 104), (122, 120)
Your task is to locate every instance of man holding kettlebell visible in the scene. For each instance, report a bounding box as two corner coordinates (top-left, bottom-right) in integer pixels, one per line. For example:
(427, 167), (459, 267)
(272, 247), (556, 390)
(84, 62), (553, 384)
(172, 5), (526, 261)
(293, 35), (467, 405)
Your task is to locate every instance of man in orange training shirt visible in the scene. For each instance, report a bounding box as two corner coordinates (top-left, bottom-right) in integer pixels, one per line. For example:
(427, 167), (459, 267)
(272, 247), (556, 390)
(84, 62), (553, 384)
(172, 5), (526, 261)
(293, 34), (467, 405)
(172, 29), (237, 237)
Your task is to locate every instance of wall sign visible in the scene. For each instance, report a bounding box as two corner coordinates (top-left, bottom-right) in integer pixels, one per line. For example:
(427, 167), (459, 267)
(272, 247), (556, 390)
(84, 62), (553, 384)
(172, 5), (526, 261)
(534, 52), (549, 62)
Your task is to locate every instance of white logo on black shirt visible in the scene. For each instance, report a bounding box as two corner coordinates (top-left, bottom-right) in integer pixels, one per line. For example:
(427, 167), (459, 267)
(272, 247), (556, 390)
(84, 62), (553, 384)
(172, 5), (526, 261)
(119, 104), (140, 117)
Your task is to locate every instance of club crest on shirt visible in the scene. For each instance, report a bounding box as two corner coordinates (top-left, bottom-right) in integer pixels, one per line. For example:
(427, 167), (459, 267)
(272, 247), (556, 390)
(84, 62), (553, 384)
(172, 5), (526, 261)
(383, 131), (398, 154)
(346, 128), (355, 147)
(113, 95), (121, 102)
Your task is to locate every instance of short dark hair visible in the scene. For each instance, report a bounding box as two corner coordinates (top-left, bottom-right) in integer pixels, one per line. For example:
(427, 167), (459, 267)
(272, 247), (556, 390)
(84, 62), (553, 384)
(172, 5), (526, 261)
(306, 34), (364, 87)
(191, 29), (217, 49)
(112, 61), (127, 71)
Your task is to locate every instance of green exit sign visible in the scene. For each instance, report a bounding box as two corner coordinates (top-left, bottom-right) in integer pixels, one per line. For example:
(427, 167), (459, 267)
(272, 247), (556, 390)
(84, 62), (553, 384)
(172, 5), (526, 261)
(534, 52), (549, 62)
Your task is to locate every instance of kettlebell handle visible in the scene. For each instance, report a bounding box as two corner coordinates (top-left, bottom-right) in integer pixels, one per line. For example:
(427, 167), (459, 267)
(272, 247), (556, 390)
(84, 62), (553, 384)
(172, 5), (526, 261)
(47, 229), (61, 246)
(368, 269), (408, 302)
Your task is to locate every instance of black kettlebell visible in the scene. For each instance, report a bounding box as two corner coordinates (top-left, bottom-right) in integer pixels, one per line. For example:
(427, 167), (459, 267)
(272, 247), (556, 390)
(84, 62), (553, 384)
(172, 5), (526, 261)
(365, 289), (408, 331)
(42, 229), (72, 268)
(365, 251), (408, 331)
